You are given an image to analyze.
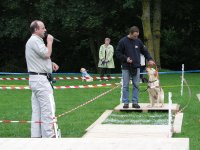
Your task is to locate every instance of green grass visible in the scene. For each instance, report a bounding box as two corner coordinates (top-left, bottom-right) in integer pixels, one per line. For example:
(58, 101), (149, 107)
(0, 73), (200, 150)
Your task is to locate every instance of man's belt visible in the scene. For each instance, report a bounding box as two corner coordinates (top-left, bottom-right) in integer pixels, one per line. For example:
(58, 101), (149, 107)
(29, 72), (48, 76)
(29, 72), (55, 89)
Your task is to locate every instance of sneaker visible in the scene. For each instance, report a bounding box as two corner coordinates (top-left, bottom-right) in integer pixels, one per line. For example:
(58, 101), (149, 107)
(123, 104), (129, 108)
(132, 103), (140, 108)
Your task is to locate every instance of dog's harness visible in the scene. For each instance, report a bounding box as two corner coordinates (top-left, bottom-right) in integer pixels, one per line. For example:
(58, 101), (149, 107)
(148, 79), (158, 83)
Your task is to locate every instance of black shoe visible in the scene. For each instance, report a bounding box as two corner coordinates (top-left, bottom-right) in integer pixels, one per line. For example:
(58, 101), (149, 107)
(132, 103), (140, 108)
(123, 104), (129, 108)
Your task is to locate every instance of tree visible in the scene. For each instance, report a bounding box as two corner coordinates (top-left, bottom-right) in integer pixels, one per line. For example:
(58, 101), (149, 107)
(161, 0), (200, 70)
(0, 0), (199, 72)
(123, 0), (162, 66)
(141, 0), (155, 59)
(141, 0), (162, 66)
(152, 0), (161, 66)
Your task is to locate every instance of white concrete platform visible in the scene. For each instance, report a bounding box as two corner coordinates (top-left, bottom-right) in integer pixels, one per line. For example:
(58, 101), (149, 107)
(84, 124), (171, 138)
(114, 103), (180, 112)
(0, 138), (189, 150)
(84, 110), (184, 139)
(173, 113), (184, 133)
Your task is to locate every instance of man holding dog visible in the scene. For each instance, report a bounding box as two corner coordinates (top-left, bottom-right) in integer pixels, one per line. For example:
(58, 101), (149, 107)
(116, 26), (154, 108)
(25, 20), (59, 137)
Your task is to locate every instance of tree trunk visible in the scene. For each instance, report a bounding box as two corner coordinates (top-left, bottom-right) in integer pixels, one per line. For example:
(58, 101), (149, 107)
(141, 0), (155, 59)
(152, 0), (161, 67)
(89, 37), (100, 73)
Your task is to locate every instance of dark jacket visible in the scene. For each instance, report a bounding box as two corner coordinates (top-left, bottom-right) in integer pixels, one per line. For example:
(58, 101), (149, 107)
(115, 36), (153, 69)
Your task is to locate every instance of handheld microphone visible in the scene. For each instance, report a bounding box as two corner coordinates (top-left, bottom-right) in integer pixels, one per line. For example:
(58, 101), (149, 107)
(53, 37), (61, 42)
(44, 32), (61, 42)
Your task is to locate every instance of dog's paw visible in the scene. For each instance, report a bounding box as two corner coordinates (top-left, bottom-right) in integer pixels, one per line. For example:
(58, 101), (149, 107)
(159, 104), (164, 107)
(154, 104), (164, 108)
(147, 104), (153, 108)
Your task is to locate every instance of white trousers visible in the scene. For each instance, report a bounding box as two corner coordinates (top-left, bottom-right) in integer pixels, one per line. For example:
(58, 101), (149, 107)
(29, 75), (55, 138)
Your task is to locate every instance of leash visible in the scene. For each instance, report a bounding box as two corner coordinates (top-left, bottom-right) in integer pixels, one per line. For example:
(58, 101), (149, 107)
(178, 77), (192, 113)
(55, 84), (120, 119)
(128, 63), (140, 92)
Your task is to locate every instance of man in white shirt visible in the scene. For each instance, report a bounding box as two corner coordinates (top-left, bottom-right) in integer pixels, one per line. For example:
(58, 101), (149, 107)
(25, 20), (59, 138)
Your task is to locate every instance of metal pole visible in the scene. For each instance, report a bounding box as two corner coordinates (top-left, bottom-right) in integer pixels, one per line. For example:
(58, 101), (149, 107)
(181, 64), (184, 96)
(168, 92), (172, 138)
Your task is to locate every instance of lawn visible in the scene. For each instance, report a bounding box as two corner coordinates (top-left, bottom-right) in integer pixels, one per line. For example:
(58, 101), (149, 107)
(0, 72), (200, 150)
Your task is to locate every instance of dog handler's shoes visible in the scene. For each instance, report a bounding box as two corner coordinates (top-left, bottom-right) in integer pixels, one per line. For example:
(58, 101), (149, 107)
(123, 104), (129, 108)
(132, 103), (140, 108)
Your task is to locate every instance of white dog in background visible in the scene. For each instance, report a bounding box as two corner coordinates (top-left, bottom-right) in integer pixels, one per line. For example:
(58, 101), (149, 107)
(146, 67), (164, 107)
(80, 68), (93, 82)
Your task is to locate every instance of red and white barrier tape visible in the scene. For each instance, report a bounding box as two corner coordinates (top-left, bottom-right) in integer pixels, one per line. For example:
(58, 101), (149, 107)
(0, 120), (55, 124)
(0, 77), (28, 81)
(0, 83), (120, 90)
(0, 86), (30, 90)
(0, 76), (121, 81)
(0, 84), (120, 124)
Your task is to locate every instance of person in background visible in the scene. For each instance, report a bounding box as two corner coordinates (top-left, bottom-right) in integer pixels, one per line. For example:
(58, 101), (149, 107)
(98, 38), (115, 80)
(115, 26), (154, 108)
(25, 20), (59, 138)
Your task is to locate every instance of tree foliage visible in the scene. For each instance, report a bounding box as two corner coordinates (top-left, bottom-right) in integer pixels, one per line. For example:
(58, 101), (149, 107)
(0, 0), (199, 72)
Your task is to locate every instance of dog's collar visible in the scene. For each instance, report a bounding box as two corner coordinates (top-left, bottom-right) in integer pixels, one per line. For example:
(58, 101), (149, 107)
(148, 80), (158, 83)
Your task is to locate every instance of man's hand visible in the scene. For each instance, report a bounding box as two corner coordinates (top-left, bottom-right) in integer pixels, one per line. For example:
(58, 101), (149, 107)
(52, 62), (59, 71)
(47, 34), (54, 44)
(148, 60), (155, 67)
(127, 57), (133, 63)
(105, 60), (109, 63)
